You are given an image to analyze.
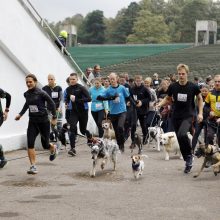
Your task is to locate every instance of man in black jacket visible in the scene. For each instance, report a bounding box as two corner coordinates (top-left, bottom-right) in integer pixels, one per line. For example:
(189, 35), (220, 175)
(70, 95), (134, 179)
(42, 74), (63, 130)
(129, 75), (151, 147)
(65, 73), (91, 156)
(0, 88), (11, 168)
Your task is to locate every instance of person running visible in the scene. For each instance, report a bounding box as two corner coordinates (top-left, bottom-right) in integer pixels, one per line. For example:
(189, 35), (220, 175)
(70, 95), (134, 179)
(42, 74), (63, 130)
(64, 73), (91, 156)
(205, 75), (220, 147)
(157, 64), (203, 174)
(0, 88), (11, 168)
(15, 74), (58, 174)
(129, 75), (151, 146)
(89, 78), (108, 138)
(97, 72), (130, 152)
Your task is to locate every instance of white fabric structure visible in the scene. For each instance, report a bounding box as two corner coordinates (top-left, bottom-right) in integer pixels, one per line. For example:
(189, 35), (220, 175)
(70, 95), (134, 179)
(0, 0), (95, 151)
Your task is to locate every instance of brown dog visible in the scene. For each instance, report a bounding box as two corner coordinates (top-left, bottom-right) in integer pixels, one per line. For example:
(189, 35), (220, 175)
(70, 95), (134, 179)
(102, 119), (116, 140)
(194, 144), (220, 178)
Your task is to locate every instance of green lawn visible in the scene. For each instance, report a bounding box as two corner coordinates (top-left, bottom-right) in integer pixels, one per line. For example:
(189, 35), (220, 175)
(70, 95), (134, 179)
(69, 44), (192, 71)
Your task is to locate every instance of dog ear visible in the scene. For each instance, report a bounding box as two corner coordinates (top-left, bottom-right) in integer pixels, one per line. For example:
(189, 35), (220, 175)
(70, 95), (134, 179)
(109, 122), (113, 129)
(168, 135), (174, 139)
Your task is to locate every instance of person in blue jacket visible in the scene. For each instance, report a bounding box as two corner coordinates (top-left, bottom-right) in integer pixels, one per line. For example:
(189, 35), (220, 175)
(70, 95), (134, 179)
(97, 72), (130, 152)
(89, 78), (108, 138)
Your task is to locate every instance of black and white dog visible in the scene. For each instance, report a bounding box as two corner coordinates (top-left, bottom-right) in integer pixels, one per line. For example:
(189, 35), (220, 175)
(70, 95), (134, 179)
(50, 123), (70, 150)
(147, 122), (163, 151)
(86, 131), (119, 177)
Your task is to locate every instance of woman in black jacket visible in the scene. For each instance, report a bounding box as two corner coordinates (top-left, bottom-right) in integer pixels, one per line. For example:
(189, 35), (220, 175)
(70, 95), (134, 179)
(15, 74), (57, 174)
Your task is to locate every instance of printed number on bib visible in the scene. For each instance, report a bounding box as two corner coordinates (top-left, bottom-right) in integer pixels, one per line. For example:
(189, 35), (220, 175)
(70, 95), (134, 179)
(95, 103), (102, 109)
(52, 92), (58, 98)
(177, 93), (187, 102)
(29, 105), (39, 113)
(216, 102), (220, 111)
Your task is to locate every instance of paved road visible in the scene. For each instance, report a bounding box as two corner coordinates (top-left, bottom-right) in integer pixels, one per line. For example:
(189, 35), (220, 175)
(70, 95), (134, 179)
(0, 137), (220, 220)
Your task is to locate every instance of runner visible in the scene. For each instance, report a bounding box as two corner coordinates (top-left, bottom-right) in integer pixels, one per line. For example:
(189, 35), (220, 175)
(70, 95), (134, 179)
(15, 74), (58, 174)
(0, 88), (11, 168)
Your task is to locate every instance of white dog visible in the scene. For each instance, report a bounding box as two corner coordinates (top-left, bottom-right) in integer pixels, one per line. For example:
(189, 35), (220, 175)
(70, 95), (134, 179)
(160, 132), (183, 160)
(147, 126), (164, 151)
(102, 119), (116, 140)
(89, 138), (119, 177)
(131, 154), (148, 179)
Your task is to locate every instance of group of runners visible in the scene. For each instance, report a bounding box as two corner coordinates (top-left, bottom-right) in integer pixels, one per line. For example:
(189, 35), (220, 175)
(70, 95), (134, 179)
(1, 63), (220, 175)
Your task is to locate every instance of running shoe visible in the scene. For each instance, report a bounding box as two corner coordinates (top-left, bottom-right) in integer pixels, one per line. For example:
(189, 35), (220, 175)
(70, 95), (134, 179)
(49, 144), (58, 161)
(0, 159), (7, 168)
(68, 148), (76, 156)
(27, 165), (38, 174)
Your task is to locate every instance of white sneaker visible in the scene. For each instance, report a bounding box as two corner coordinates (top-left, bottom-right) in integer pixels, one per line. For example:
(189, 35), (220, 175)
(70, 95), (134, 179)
(27, 165), (38, 174)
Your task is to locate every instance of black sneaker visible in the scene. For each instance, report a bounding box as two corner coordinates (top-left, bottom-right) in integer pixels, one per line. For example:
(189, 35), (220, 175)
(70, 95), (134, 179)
(68, 148), (76, 156)
(0, 159), (7, 168)
(184, 165), (192, 174)
(119, 145), (124, 153)
(49, 144), (58, 161)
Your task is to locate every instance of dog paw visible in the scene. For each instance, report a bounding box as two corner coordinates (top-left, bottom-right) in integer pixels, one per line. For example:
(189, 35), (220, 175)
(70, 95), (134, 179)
(165, 158), (169, 161)
(193, 174), (198, 178)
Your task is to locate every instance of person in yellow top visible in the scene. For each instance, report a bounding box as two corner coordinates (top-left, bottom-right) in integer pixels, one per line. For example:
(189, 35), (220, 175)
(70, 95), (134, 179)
(205, 74), (220, 146)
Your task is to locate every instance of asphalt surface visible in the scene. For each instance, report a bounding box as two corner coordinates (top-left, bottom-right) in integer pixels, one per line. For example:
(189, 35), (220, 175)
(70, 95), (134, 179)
(0, 137), (220, 220)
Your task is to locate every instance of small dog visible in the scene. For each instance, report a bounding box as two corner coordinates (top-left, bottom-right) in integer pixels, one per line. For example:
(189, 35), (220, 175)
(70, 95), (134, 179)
(194, 144), (220, 178)
(49, 123), (70, 150)
(131, 154), (148, 179)
(130, 132), (142, 154)
(160, 132), (183, 160)
(147, 125), (163, 151)
(102, 119), (116, 140)
(86, 131), (119, 177)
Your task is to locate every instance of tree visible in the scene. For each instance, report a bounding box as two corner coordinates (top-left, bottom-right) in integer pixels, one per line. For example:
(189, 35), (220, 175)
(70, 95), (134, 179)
(180, 0), (211, 42)
(107, 2), (141, 43)
(78, 10), (106, 44)
(127, 10), (170, 43)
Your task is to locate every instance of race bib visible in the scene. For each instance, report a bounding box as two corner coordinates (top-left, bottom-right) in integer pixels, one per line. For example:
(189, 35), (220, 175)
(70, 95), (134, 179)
(113, 97), (120, 103)
(29, 105), (39, 113)
(216, 102), (220, 110)
(177, 93), (187, 102)
(95, 103), (102, 109)
(51, 92), (58, 98)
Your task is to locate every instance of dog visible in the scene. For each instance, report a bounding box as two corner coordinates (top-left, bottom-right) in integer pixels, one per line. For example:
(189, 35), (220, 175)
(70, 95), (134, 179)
(130, 132), (142, 154)
(194, 144), (220, 178)
(160, 132), (183, 160)
(147, 125), (163, 151)
(86, 131), (119, 177)
(131, 154), (148, 179)
(102, 119), (116, 140)
(49, 123), (70, 150)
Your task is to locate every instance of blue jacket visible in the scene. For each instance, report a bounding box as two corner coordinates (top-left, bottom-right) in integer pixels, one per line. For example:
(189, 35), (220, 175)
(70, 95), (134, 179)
(102, 85), (129, 115)
(89, 86), (108, 112)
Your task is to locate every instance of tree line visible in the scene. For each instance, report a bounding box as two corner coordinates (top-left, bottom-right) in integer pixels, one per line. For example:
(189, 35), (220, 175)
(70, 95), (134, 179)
(49, 0), (220, 45)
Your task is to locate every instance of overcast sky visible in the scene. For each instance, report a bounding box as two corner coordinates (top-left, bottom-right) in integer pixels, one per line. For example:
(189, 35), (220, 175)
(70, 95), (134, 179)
(30, 0), (140, 22)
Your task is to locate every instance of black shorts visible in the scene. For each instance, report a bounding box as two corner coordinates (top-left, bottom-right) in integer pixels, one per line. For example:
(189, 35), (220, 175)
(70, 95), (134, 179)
(27, 120), (50, 149)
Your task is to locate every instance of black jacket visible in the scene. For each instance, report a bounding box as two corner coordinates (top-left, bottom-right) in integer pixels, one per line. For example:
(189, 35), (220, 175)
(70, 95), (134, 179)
(130, 84), (151, 115)
(19, 88), (56, 122)
(65, 84), (91, 113)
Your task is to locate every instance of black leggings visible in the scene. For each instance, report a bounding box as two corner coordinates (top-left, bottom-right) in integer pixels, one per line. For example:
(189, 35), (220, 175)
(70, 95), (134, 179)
(173, 117), (193, 161)
(27, 120), (50, 149)
(110, 112), (127, 146)
(67, 110), (88, 148)
(91, 110), (105, 138)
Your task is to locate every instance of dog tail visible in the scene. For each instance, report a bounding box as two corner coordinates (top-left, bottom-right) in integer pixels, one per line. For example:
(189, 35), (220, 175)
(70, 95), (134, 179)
(141, 154), (148, 159)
